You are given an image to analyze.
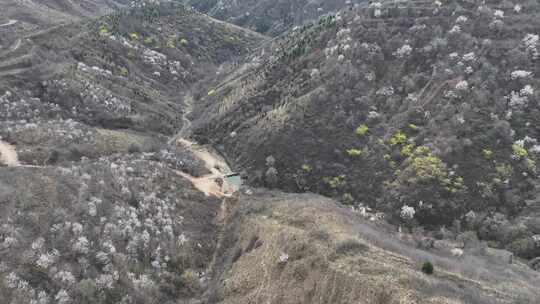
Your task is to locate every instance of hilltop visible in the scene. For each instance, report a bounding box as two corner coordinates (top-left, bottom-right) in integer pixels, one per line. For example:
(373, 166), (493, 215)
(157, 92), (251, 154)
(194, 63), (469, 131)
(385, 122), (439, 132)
(183, 0), (364, 36)
(191, 0), (540, 261)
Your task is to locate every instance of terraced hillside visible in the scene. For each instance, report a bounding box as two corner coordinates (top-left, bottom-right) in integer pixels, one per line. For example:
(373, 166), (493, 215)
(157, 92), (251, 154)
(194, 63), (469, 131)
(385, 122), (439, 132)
(0, 0), (132, 45)
(192, 0), (540, 260)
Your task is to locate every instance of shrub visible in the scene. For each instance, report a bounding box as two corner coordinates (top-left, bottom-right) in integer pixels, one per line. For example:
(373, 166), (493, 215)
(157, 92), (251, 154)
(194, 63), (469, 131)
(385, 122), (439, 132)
(355, 124), (369, 136)
(99, 25), (110, 36)
(512, 144), (528, 158)
(408, 123), (419, 131)
(389, 130), (407, 146)
(129, 32), (140, 40)
(324, 175), (346, 189)
(346, 148), (363, 157)
(400, 144), (413, 157)
(421, 261), (434, 275)
(47, 149), (60, 164)
(128, 143), (142, 153)
(301, 164), (312, 172)
(119, 67), (129, 77)
(180, 269), (201, 292)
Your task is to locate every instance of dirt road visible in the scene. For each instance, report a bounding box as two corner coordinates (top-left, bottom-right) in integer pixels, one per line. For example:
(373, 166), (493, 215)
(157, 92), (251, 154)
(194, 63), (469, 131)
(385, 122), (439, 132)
(171, 93), (239, 197)
(175, 138), (238, 197)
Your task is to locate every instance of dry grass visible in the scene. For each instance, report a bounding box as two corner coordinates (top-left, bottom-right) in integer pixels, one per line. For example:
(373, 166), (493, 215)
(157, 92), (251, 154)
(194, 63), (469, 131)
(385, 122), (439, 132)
(219, 193), (540, 304)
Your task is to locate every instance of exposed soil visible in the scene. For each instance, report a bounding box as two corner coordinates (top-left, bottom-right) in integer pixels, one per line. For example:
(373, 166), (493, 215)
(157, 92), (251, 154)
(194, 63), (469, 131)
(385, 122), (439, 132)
(0, 140), (19, 166)
(174, 128), (238, 198)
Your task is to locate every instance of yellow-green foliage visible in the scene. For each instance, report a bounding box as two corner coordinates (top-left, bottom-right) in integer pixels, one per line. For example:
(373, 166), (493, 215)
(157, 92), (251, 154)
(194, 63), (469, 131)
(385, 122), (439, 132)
(401, 144), (414, 157)
(324, 175), (346, 189)
(129, 32), (140, 41)
(355, 124), (369, 136)
(482, 149), (493, 158)
(99, 25), (110, 36)
(207, 89), (216, 96)
(495, 163), (513, 178)
(301, 164), (312, 172)
(225, 36), (238, 43)
(180, 38), (189, 46)
(346, 148), (363, 157)
(410, 147), (447, 181)
(512, 144), (528, 158)
(527, 158), (536, 169)
(144, 36), (154, 44)
(389, 130), (407, 146)
(180, 269), (200, 290)
(166, 37), (176, 48)
(342, 193), (354, 205)
(119, 67), (129, 77)
(401, 146), (466, 193)
(408, 123), (419, 131)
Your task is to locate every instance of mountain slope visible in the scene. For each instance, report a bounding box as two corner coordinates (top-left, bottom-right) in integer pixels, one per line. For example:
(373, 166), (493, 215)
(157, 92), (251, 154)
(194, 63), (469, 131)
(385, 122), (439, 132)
(191, 0), (540, 259)
(0, 0), (130, 42)
(0, 2), (264, 165)
(0, 3), (268, 303)
(206, 191), (540, 303)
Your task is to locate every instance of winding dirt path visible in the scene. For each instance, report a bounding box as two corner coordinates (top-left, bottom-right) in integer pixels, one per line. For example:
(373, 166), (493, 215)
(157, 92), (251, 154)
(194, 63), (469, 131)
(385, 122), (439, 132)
(0, 140), (20, 167)
(172, 94), (239, 197)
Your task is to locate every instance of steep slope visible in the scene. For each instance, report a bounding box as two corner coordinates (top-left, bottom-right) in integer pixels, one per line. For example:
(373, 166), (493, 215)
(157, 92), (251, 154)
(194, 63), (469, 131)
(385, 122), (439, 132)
(0, 153), (223, 303)
(0, 0), (129, 27)
(205, 191), (540, 303)
(0, 2), (264, 165)
(183, 0), (365, 36)
(191, 0), (540, 259)
(0, 2), (266, 303)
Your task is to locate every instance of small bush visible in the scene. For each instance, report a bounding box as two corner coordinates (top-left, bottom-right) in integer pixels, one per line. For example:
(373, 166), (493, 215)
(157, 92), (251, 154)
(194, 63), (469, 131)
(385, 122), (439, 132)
(421, 261), (434, 275)
(128, 143), (142, 153)
(180, 269), (201, 293)
(346, 148), (363, 157)
(355, 124), (369, 136)
(47, 149), (60, 164)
